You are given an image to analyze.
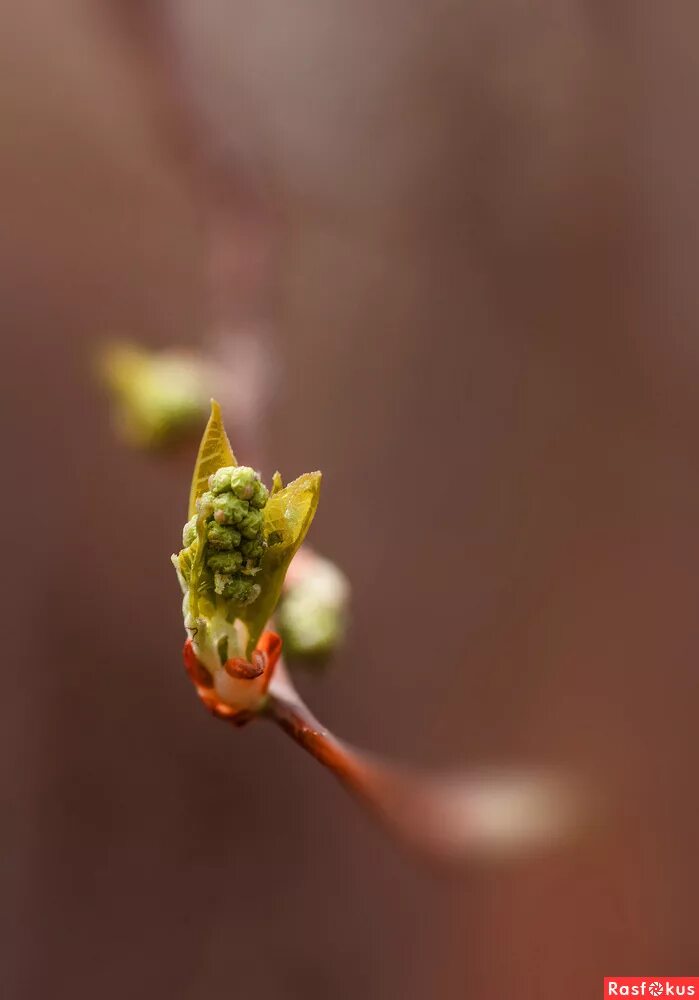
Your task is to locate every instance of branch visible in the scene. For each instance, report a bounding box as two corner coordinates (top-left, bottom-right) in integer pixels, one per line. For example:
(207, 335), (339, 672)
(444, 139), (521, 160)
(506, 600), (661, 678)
(263, 661), (582, 863)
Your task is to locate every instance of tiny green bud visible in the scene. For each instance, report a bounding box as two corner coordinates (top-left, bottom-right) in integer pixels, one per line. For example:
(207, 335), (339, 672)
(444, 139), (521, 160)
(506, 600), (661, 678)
(241, 538), (265, 559)
(213, 492), (249, 525)
(208, 467), (235, 495)
(229, 466), (259, 501)
(207, 522), (241, 550)
(251, 481), (269, 509)
(197, 491), (215, 518)
(182, 515), (198, 548)
(207, 551), (244, 573)
(239, 507), (264, 540)
(214, 574), (261, 605)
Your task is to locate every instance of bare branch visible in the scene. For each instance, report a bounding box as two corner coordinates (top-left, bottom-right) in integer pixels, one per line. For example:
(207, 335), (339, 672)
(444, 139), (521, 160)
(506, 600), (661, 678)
(264, 662), (583, 863)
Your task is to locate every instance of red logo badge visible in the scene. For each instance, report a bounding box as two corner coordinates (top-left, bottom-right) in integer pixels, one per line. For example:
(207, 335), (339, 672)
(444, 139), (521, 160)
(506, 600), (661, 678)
(604, 980), (699, 997)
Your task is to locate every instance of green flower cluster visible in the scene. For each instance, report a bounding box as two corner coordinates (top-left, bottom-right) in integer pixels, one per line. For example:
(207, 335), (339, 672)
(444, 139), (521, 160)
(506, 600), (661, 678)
(182, 466), (269, 606)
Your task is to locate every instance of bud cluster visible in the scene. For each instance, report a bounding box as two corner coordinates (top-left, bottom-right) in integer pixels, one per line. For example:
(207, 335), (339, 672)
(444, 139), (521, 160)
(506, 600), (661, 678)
(182, 466), (269, 606)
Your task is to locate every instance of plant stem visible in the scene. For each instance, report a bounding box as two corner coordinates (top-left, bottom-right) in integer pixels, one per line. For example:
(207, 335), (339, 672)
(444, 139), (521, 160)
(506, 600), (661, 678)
(262, 662), (580, 863)
(263, 662), (378, 802)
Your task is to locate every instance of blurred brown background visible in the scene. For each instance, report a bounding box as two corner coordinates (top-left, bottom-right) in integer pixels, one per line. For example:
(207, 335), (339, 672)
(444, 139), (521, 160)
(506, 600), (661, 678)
(2, 2), (699, 997)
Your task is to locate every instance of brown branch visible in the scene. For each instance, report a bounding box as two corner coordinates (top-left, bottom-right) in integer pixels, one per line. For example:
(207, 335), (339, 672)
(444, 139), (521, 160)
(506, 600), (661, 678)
(186, 636), (581, 862)
(263, 662), (378, 799)
(263, 662), (582, 863)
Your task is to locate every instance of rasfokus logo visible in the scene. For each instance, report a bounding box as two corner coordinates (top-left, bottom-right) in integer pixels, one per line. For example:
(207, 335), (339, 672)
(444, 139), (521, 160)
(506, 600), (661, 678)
(604, 980), (699, 997)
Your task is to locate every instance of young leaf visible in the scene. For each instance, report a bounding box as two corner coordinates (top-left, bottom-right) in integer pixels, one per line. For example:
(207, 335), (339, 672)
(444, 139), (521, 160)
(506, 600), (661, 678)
(241, 472), (322, 656)
(188, 400), (237, 518)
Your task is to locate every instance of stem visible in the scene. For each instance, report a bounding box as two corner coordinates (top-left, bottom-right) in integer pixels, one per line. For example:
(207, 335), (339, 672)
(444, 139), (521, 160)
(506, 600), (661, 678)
(263, 662), (581, 863)
(263, 663), (379, 802)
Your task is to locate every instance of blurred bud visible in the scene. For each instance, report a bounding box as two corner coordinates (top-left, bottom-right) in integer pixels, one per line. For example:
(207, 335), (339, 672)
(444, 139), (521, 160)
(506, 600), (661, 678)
(100, 342), (209, 448)
(278, 549), (350, 661)
(413, 768), (585, 860)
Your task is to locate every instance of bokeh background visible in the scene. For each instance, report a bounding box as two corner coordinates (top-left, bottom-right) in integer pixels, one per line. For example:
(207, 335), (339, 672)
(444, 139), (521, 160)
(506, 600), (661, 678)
(2, 2), (699, 997)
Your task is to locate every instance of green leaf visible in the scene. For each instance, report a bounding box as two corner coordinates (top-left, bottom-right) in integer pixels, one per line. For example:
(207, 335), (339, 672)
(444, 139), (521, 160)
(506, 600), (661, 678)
(240, 472), (322, 656)
(188, 400), (237, 519)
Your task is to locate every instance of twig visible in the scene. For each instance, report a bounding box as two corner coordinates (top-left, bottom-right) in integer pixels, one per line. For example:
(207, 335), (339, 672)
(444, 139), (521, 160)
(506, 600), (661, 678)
(263, 661), (581, 863)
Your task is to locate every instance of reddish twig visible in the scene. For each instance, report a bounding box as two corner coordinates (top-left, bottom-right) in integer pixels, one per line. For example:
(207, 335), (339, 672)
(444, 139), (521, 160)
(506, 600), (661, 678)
(262, 661), (581, 863)
(184, 635), (581, 862)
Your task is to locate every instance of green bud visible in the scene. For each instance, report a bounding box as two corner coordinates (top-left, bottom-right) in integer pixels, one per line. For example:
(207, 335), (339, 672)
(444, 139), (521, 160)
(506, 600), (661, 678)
(197, 491), (215, 518)
(213, 492), (248, 525)
(229, 466), (259, 501)
(101, 343), (209, 450)
(278, 554), (349, 660)
(182, 515), (198, 548)
(207, 522), (241, 550)
(214, 574), (261, 605)
(251, 481), (269, 509)
(208, 467), (235, 495)
(207, 550), (243, 573)
(280, 603), (342, 658)
(178, 455), (269, 632)
(239, 508), (263, 540)
(175, 400), (321, 677)
(241, 538), (265, 559)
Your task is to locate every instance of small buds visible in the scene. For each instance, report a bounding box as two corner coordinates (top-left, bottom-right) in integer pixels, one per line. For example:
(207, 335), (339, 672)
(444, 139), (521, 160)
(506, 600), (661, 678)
(213, 493), (249, 525)
(251, 482), (269, 509)
(214, 573), (261, 604)
(182, 515), (198, 548)
(240, 538), (265, 560)
(174, 466), (270, 613)
(239, 508), (264, 540)
(208, 466), (263, 502)
(196, 492), (215, 518)
(175, 401), (321, 685)
(208, 467), (234, 494)
(207, 523), (241, 549)
(207, 551), (243, 574)
(229, 467), (258, 500)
